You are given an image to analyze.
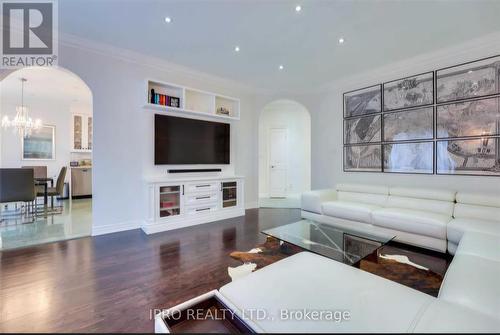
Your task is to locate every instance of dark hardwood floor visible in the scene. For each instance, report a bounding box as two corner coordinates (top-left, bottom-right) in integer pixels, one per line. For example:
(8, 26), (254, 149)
(0, 208), (301, 333)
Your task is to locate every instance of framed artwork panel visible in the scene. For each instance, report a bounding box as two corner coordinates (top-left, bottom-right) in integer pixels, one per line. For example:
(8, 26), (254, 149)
(436, 137), (500, 176)
(436, 97), (500, 139)
(436, 55), (500, 103)
(344, 85), (382, 118)
(383, 72), (434, 111)
(344, 114), (381, 144)
(22, 125), (56, 160)
(383, 107), (434, 142)
(383, 142), (434, 174)
(344, 144), (382, 172)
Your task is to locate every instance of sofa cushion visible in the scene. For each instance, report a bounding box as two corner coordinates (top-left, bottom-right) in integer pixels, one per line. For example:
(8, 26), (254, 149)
(390, 186), (456, 202)
(386, 195), (455, 216)
(447, 218), (500, 244)
(336, 183), (389, 195)
(372, 208), (449, 240)
(337, 192), (388, 207)
(301, 189), (337, 214)
(413, 299), (500, 333)
(439, 254), (500, 320)
(220, 252), (434, 333)
(322, 201), (380, 224)
(456, 191), (500, 208)
(455, 232), (500, 262)
(453, 203), (500, 223)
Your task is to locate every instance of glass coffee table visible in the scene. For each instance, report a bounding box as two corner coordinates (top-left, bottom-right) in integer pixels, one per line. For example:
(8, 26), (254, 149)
(262, 219), (395, 266)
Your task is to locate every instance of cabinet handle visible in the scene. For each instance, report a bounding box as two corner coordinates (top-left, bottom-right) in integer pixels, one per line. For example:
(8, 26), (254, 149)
(196, 184), (211, 188)
(182, 185), (185, 195)
(196, 207), (211, 212)
(196, 196), (210, 200)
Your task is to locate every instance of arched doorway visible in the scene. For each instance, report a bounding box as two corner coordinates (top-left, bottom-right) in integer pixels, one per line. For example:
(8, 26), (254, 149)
(258, 100), (311, 208)
(0, 66), (93, 250)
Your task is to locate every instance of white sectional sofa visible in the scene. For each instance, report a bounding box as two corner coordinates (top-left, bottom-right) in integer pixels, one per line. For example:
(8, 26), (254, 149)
(156, 183), (500, 333)
(157, 233), (500, 332)
(301, 183), (500, 254)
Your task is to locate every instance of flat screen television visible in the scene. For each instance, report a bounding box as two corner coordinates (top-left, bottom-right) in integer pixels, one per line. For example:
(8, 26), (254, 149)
(155, 114), (230, 165)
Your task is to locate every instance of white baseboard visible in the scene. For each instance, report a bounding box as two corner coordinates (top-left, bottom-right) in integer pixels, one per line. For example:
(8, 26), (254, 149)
(141, 207), (245, 234)
(245, 201), (259, 209)
(92, 220), (141, 236)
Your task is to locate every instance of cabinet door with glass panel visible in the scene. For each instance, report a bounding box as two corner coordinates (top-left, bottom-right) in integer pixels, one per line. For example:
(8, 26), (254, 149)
(158, 185), (183, 219)
(72, 114), (93, 152)
(221, 181), (238, 208)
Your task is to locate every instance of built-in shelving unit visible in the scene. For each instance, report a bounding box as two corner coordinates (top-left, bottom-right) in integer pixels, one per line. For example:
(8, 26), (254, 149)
(143, 79), (240, 121)
(143, 176), (245, 234)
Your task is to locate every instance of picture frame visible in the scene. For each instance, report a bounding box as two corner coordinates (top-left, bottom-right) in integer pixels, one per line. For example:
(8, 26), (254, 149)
(436, 97), (500, 139)
(344, 114), (381, 144)
(383, 107), (434, 142)
(383, 142), (434, 174)
(383, 72), (434, 111)
(436, 137), (500, 176)
(22, 125), (56, 160)
(343, 84), (382, 118)
(344, 144), (382, 172)
(436, 55), (500, 104)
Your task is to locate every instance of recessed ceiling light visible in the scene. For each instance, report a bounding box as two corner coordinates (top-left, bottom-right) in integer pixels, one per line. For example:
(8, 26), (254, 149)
(338, 37), (345, 44)
(164, 16), (172, 23)
(234, 46), (240, 52)
(295, 5), (302, 12)
(279, 65), (284, 70)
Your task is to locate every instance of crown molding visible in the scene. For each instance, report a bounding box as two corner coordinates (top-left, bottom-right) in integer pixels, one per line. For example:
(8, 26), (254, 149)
(58, 32), (268, 95)
(317, 31), (500, 93)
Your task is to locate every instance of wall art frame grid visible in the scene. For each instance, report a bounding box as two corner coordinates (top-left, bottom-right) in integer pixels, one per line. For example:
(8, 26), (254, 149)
(343, 54), (500, 176)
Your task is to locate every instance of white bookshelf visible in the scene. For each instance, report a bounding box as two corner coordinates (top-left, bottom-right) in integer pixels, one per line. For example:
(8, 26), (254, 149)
(144, 79), (240, 120)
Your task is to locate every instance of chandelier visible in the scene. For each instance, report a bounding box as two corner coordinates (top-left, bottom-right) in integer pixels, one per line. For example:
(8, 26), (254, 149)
(1, 78), (42, 137)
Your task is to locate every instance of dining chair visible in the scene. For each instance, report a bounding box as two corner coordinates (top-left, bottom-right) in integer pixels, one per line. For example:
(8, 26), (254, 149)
(36, 166), (67, 209)
(21, 166), (48, 179)
(0, 168), (37, 222)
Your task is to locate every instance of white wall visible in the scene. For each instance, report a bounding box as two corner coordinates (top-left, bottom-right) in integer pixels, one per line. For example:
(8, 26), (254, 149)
(0, 77), (91, 182)
(258, 100), (311, 197)
(8, 35), (260, 234)
(306, 32), (500, 193)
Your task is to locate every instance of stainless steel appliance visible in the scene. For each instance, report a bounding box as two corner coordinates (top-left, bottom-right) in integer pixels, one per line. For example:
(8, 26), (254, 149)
(71, 168), (92, 198)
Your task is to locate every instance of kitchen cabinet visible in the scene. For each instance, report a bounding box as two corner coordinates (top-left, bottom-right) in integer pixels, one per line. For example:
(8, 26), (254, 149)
(72, 114), (93, 152)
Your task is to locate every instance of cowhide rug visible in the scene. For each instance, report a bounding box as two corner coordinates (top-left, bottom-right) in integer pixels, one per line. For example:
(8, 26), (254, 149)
(229, 236), (302, 269)
(230, 237), (448, 296)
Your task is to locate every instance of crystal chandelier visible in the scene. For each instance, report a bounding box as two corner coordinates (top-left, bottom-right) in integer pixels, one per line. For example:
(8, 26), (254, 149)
(1, 78), (42, 137)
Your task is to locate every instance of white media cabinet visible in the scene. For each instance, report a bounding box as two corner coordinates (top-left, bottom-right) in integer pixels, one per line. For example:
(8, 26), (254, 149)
(143, 176), (245, 234)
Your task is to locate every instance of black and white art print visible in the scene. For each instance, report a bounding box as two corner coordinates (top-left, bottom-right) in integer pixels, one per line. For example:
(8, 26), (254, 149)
(383, 142), (433, 174)
(383, 72), (434, 111)
(437, 97), (500, 139)
(344, 115), (381, 144)
(437, 55), (500, 103)
(383, 107), (434, 142)
(437, 138), (500, 176)
(344, 145), (382, 172)
(344, 85), (382, 118)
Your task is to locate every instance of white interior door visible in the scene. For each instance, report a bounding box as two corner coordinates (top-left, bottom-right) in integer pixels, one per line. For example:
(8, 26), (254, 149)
(269, 128), (287, 198)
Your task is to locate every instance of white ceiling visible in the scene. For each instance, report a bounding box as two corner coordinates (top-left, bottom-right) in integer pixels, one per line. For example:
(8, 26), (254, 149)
(59, 0), (500, 92)
(1, 67), (92, 106)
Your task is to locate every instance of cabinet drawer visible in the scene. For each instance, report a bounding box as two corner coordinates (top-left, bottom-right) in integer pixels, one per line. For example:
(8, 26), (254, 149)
(185, 204), (218, 215)
(185, 192), (218, 206)
(185, 182), (219, 194)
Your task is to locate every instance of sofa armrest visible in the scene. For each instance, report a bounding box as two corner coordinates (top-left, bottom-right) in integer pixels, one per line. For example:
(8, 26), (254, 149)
(301, 189), (337, 214)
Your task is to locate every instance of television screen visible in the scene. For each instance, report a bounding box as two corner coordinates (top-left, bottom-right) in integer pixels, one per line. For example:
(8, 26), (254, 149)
(155, 114), (230, 165)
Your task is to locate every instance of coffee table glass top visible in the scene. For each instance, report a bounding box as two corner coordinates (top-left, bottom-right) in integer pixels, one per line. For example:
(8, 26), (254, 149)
(262, 220), (395, 265)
